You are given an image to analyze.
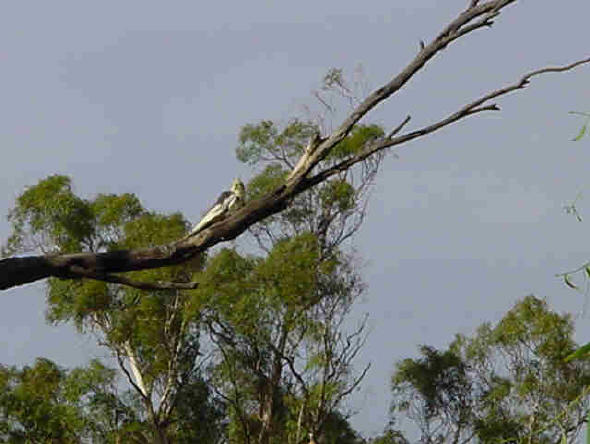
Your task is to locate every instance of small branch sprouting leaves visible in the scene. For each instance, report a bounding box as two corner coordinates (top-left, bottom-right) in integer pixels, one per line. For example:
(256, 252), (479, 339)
(563, 192), (583, 223)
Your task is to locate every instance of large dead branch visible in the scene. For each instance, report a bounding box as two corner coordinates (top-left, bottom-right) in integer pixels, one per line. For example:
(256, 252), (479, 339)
(306, 57), (590, 187)
(1, 0), (588, 291)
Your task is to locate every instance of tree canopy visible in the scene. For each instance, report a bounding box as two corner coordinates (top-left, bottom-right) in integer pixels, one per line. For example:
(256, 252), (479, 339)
(0, 117), (384, 443)
(389, 296), (590, 443)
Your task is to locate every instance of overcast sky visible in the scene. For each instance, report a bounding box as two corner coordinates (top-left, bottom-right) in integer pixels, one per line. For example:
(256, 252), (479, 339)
(1, 0), (589, 438)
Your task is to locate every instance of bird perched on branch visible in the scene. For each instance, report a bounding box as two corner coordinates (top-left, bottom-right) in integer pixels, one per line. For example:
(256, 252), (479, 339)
(189, 178), (245, 236)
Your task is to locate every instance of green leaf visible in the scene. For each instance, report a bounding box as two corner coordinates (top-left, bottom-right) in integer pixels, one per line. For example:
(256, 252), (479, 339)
(564, 341), (590, 362)
(564, 274), (578, 289)
(572, 123), (587, 141)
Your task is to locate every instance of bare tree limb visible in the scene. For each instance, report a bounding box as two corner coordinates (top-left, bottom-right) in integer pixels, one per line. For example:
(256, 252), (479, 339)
(285, 0), (519, 184)
(1, 1), (588, 291)
(115, 348), (150, 402)
(306, 57), (590, 187)
(387, 115), (412, 139)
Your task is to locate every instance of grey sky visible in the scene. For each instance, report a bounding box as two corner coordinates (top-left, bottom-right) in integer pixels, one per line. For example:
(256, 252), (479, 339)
(1, 0), (589, 438)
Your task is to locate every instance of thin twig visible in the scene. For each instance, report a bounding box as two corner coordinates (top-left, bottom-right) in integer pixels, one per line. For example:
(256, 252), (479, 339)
(387, 115), (412, 138)
(68, 265), (199, 291)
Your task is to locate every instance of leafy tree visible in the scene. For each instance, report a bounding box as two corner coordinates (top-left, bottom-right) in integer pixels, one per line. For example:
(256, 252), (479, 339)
(193, 119), (377, 443)
(2, 176), (221, 444)
(1, 120), (377, 442)
(390, 296), (590, 443)
(0, 358), (141, 443)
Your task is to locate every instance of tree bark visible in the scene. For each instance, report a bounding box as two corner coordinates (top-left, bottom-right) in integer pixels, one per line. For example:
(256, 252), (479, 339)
(0, 186), (292, 290)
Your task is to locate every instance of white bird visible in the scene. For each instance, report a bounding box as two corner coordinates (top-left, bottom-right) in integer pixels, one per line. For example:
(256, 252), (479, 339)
(189, 178), (245, 236)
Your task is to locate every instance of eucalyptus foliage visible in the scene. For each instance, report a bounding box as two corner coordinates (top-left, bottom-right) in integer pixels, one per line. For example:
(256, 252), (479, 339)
(0, 358), (140, 443)
(3, 175), (220, 444)
(192, 118), (382, 443)
(390, 296), (590, 443)
(1, 118), (381, 443)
